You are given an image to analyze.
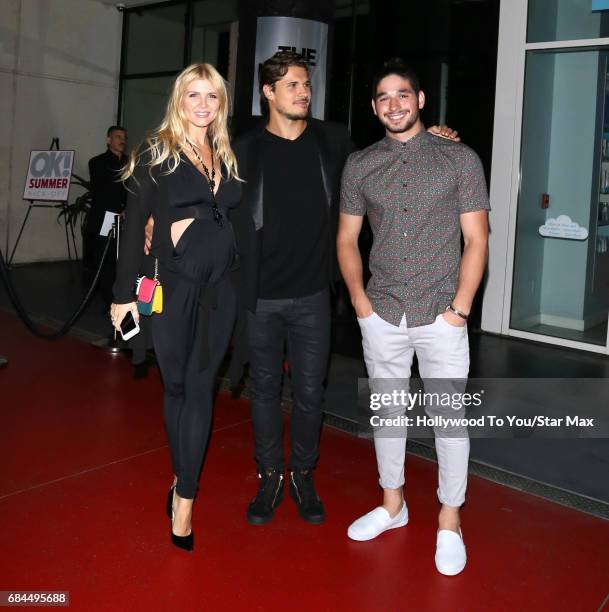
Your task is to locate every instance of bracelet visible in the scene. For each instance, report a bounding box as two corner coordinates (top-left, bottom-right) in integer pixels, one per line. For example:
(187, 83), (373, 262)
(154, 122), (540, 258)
(446, 304), (469, 320)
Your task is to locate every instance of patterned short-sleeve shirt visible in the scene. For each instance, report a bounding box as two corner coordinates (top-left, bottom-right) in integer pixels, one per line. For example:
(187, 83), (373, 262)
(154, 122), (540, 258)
(340, 130), (490, 327)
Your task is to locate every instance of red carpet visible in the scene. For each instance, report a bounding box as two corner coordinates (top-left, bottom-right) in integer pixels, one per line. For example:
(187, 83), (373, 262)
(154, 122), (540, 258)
(1, 310), (608, 611)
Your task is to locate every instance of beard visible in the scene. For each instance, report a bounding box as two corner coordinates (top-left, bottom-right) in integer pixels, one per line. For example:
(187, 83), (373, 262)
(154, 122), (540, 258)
(381, 110), (419, 134)
(276, 102), (309, 120)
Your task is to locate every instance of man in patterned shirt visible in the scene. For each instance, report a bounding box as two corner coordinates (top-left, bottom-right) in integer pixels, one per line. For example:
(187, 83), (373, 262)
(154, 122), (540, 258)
(337, 59), (489, 575)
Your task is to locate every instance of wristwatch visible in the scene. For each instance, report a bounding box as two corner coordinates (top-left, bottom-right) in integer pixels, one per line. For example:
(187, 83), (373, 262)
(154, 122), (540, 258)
(446, 304), (469, 320)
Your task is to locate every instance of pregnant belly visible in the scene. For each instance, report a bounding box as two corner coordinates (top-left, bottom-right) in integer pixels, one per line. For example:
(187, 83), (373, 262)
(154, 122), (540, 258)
(173, 220), (235, 282)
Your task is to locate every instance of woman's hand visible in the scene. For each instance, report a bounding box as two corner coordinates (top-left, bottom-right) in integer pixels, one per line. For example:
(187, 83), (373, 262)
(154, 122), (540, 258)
(110, 302), (139, 332)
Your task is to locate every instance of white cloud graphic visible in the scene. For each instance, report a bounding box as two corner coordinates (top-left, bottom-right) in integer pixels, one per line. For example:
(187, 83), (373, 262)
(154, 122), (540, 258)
(539, 215), (588, 240)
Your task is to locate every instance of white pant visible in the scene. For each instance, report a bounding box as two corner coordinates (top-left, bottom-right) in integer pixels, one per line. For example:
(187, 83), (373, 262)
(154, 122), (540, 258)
(358, 312), (470, 507)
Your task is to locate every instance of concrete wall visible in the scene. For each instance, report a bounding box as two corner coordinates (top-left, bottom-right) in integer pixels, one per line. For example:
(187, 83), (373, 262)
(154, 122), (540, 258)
(1, 0), (122, 264)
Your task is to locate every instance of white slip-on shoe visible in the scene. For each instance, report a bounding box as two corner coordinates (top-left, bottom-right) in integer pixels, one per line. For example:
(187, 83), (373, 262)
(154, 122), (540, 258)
(347, 503), (409, 541)
(435, 528), (467, 576)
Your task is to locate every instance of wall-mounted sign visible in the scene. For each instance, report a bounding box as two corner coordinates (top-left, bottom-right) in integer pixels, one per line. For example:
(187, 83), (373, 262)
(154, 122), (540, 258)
(539, 215), (588, 240)
(23, 150), (74, 202)
(592, 0), (609, 11)
(252, 16), (328, 118)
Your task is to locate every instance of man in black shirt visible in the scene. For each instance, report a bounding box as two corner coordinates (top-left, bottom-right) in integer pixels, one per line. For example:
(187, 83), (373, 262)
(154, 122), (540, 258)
(85, 126), (128, 309)
(232, 52), (352, 526)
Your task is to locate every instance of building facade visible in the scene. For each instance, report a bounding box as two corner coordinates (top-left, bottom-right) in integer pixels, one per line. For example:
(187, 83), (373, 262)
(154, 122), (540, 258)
(1, 0), (122, 264)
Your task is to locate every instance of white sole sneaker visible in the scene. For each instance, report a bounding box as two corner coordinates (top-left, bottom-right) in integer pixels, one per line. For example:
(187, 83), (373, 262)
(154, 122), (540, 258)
(347, 503), (409, 541)
(435, 528), (467, 576)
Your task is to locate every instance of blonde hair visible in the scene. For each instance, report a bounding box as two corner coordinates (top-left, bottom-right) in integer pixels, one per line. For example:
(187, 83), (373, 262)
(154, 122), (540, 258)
(122, 63), (240, 182)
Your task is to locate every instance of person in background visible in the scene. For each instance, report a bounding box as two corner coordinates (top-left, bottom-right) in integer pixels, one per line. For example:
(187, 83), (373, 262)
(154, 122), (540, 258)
(85, 126), (128, 313)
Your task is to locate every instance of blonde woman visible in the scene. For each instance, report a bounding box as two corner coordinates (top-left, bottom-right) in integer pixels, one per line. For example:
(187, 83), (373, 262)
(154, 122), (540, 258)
(110, 64), (241, 552)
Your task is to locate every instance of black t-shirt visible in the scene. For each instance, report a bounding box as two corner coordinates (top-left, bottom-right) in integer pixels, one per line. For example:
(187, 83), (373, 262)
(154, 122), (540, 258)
(258, 126), (329, 299)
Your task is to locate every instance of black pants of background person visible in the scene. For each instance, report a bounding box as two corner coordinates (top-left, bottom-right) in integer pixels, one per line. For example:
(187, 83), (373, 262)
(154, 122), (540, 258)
(247, 288), (331, 471)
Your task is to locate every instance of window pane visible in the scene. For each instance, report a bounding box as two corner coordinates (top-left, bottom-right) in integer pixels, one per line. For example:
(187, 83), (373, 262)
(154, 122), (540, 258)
(121, 76), (175, 152)
(527, 0), (609, 43)
(191, 0), (239, 77)
(124, 5), (186, 75)
(511, 48), (609, 345)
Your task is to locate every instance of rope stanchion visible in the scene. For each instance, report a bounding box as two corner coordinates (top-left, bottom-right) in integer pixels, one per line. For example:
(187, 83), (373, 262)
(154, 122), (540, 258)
(0, 232), (114, 340)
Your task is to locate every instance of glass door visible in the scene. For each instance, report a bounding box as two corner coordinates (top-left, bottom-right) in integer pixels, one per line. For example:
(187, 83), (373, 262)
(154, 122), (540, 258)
(510, 46), (609, 347)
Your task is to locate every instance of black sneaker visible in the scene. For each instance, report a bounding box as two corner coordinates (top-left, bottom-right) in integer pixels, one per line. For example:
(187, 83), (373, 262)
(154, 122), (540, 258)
(288, 469), (325, 524)
(246, 468), (285, 525)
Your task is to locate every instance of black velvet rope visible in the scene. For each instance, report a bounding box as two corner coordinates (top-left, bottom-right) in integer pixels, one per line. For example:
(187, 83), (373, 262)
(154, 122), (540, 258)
(0, 235), (113, 340)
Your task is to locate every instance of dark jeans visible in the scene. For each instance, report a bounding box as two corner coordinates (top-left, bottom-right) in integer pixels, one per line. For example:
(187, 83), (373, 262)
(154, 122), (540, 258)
(247, 288), (331, 471)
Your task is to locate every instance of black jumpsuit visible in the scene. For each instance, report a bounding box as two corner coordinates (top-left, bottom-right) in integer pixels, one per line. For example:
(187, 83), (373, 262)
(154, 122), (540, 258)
(113, 154), (241, 500)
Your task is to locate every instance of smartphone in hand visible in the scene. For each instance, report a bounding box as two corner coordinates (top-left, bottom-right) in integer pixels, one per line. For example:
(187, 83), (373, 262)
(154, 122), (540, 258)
(120, 311), (140, 341)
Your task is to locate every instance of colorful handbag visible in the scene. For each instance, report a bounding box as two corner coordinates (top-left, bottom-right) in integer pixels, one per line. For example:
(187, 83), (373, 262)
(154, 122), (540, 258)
(136, 258), (163, 315)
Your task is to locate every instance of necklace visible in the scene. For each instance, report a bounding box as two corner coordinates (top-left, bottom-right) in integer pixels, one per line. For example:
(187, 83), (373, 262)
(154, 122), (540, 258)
(186, 140), (223, 227)
(188, 141), (216, 192)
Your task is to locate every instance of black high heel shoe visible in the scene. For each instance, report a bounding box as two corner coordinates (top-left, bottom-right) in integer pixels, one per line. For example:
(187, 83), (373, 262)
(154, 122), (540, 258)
(170, 488), (194, 552)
